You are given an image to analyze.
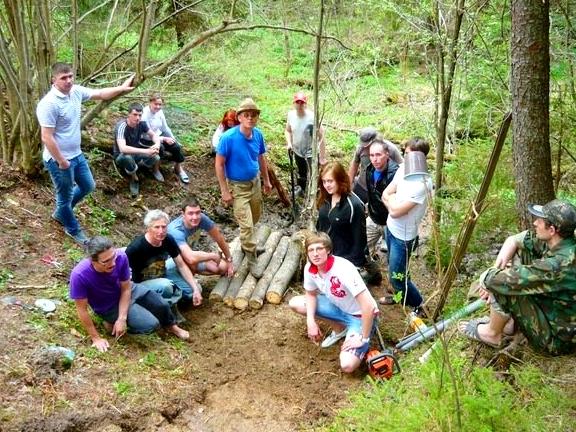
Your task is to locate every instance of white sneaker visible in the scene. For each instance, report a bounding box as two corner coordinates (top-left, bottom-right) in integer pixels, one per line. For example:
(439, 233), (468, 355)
(321, 329), (347, 348)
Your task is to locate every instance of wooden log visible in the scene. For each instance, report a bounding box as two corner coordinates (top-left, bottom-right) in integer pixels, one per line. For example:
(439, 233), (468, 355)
(254, 224), (272, 246)
(265, 163), (290, 208)
(266, 238), (302, 305)
(233, 273), (257, 310)
(251, 231), (284, 278)
(249, 236), (290, 310)
(209, 237), (243, 302)
(223, 256), (250, 306)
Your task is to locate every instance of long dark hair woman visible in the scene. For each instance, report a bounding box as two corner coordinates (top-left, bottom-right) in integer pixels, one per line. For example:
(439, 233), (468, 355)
(316, 161), (367, 268)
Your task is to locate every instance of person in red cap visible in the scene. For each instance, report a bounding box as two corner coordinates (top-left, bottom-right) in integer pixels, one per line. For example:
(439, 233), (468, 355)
(284, 91), (326, 195)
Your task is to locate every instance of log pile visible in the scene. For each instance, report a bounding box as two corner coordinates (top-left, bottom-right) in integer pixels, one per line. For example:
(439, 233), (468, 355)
(210, 225), (303, 311)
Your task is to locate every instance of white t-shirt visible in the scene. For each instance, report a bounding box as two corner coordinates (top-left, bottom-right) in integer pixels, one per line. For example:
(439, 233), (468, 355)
(386, 170), (433, 241)
(287, 108), (315, 158)
(303, 255), (378, 316)
(141, 106), (173, 139)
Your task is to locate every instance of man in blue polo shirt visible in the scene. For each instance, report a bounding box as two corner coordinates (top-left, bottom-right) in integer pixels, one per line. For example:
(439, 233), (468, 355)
(166, 195), (234, 282)
(214, 98), (272, 275)
(37, 62), (134, 244)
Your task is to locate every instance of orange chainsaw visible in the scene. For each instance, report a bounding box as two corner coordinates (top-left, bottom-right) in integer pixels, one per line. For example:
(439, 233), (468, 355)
(366, 326), (401, 380)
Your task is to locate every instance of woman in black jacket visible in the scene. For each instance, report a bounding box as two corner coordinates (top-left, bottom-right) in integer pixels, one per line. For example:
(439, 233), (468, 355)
(316, 161), (367, 268)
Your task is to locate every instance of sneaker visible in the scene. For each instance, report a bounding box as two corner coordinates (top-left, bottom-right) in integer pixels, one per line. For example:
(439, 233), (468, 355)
(321, 328), (347, 348)
(129, 179), (139, 197)
(414, 305), (428, 319)
(152, 169), (165, 182)
(51, 212), (64, 226)
(176, 168), (189, 184)
(380, 241), (388, 253)
(66, 229), (89, 245)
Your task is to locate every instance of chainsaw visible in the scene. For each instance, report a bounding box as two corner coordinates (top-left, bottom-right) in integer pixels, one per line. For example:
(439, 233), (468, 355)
(366, 326), (401, 380)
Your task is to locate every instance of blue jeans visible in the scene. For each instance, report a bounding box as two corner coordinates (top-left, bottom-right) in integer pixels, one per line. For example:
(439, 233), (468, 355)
(315, 294), (376, 358)
(385, 226), (423, 308)
(45, 154), (95, 235)
(139, 277), (183, 305)
(98, 284), (175, 334)
(165, 258), (197, 301)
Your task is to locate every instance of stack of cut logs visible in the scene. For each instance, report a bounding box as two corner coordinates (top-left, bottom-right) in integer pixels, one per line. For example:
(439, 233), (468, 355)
(209, 225), (303, 310)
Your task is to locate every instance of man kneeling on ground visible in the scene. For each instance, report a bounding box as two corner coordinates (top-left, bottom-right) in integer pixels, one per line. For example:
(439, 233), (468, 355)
(69, 236), (189, 353)
(167, 195), (234, 280)
(289, 232), (379, 373)
(459, 199), (576, 355)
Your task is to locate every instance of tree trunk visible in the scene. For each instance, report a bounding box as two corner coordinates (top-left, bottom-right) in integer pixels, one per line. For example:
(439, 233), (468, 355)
(249, 236), (290, 309)
(511, 0), (554, 228)
(250, 231), (283, 278)
(266, 238), (302, 305)
(209, 237), (243, 302)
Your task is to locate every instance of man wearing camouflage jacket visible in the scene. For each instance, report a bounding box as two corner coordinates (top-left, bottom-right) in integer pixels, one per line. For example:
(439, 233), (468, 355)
(460, 199), (576, 355)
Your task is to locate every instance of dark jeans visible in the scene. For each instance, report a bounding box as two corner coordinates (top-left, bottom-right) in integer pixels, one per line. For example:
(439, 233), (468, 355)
(44, 154), (95, 235)
(385, 226), (423, 308)
(294, 153), (311, 191)
(99, 284), (175, 334)
(114, 153), (160, 175)
(141, 139), (185, 163)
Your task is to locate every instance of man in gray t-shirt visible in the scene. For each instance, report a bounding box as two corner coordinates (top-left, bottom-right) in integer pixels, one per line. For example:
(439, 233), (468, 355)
(36, 62), (134, 244)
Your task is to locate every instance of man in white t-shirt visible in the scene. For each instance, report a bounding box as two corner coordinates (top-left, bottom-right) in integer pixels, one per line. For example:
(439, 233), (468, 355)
(288, 232), (379, 373)
(381, 138), (433, 314)
(284, 92), (326, 195)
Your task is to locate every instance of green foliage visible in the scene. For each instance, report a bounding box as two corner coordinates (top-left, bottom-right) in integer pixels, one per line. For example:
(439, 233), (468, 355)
(0, 268), (13, 292)
(84, 196), (116, 236)
(113, 380), (134, 397)
(324, 343), (576, 431)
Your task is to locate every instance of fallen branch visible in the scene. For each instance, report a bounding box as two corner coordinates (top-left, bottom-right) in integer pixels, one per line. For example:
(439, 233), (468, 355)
(266, 237), (302, 305)
(249, 236), (290, 309)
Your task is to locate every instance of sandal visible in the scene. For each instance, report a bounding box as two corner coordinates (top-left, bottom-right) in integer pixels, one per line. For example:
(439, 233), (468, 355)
(458, 318), (502, 348)
(475, 316), (515, 336)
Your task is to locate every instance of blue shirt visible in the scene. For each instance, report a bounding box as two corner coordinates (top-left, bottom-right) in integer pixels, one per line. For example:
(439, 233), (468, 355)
(168, 214), (215, 248)
(36, 85), (94, 162)
(217, 126), (266, 181)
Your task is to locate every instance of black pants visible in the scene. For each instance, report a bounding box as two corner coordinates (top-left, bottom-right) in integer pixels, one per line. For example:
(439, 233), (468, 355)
(294, 153), (311, 191)
(141, 139), (185, 163)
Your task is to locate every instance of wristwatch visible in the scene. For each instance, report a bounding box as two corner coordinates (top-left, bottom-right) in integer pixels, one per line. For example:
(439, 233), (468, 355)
(361, 337), (370, 344)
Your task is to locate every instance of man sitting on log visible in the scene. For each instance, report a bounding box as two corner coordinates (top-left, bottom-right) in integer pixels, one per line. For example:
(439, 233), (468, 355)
(70, 236), (189, 353)
(288, 232), (379, 373)
(126, 210), (203, 306)
(167, 195), (234, 279)
(459, 199), (576, 355)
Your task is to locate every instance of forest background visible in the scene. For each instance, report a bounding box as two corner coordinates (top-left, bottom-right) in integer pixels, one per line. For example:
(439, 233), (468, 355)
(1, 0), (576, 431)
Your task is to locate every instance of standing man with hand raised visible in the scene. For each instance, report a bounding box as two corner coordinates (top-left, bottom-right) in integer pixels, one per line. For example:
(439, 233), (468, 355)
(37, 62), (135, 244)
(215, 98), (272, 275)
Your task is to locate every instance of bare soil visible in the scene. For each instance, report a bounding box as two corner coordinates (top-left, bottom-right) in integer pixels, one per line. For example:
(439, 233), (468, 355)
(0, 152), (427, 432)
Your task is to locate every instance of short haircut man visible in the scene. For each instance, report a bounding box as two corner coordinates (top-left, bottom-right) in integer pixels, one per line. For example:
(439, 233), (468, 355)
(37, 62), (134, 244)
(69, 236), (189, 352)
(125, 209), (203, 306)
(166, 195), (234, 279)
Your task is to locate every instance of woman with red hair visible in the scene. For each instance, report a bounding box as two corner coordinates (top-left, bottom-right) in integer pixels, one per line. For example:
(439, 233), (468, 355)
(316, 161), (367, 268)
(212, 109), (239, 153)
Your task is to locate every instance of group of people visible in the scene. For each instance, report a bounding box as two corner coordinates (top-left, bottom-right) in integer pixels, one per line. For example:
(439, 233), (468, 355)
(38, 62), (576, 368)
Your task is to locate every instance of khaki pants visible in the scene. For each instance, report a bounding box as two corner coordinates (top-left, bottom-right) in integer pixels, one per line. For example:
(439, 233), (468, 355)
(366, 216), (384, 257)
(230, 177), (262, 254)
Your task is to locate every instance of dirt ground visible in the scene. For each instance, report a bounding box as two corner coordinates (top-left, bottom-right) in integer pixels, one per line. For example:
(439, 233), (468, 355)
(0, 152), (428, 432)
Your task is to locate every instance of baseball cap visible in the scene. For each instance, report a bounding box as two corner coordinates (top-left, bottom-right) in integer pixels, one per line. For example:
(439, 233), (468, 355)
(359, 127), (378, 147)
(236, 98), (261, 115)
(293, 92), (308, 103)
(528, 199), (576, 236)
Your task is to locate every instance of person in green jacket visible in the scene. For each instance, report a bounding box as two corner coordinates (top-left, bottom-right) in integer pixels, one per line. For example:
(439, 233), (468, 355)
(460, 199), (576, 355)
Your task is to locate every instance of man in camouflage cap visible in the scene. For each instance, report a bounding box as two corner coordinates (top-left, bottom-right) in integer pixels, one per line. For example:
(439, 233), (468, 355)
(459, 199), (576, 355)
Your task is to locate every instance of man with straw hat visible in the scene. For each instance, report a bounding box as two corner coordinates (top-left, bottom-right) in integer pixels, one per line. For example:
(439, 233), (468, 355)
(215, 97), (272, 275)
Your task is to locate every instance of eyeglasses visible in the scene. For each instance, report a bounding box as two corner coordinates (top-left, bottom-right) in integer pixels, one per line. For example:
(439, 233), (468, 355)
(97, 250), (117, 265)
(241, 111), (259, 119)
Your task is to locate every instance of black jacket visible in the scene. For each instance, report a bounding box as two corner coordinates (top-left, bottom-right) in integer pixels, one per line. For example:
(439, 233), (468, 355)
(317, 192), (367, 267)
(365, 160), (399, 225)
